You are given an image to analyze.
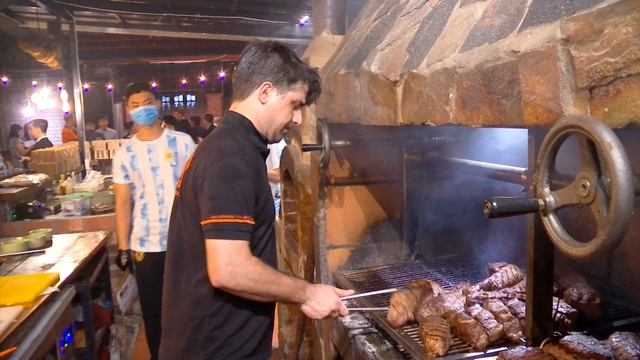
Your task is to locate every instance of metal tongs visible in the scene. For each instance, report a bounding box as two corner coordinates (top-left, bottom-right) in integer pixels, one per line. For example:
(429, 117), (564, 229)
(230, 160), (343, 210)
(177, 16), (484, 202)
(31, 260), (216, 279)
(341, 288), (399, 311)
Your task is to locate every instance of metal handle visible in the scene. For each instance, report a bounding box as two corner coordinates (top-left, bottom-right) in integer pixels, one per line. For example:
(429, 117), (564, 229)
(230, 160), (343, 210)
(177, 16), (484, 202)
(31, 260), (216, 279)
(301, 144), (323, 152)
(484, 197), (543, 219)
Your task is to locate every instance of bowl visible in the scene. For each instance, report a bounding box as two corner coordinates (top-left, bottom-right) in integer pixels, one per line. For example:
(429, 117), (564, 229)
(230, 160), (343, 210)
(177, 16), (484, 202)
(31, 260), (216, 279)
(29, 228), (53, 242)
(0, 237), (29, 254)
(24, 233), (47, 249)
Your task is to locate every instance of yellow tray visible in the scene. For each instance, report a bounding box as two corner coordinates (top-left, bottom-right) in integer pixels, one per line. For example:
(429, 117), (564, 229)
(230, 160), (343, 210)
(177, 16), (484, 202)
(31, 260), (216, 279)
(0, 272), (60, 306)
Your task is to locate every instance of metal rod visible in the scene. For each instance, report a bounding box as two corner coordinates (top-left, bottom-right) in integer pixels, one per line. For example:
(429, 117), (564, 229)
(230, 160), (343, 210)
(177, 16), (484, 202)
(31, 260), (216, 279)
(340, 288), (399, 300)
(347, 307), (389, 311)
(419, 154), (527, 185)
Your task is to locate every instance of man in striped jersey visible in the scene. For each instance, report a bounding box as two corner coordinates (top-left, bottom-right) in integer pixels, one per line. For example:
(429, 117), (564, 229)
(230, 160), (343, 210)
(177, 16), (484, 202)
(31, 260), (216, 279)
(113, 81), (195, 360)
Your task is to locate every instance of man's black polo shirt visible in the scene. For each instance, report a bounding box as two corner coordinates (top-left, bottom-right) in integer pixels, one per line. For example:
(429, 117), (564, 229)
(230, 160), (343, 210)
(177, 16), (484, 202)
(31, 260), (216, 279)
(160, 111), (276, 360)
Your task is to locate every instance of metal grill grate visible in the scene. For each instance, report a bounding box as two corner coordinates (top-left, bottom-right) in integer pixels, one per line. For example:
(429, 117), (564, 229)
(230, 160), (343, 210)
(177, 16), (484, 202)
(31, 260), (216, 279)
(334, 256), (640, 359)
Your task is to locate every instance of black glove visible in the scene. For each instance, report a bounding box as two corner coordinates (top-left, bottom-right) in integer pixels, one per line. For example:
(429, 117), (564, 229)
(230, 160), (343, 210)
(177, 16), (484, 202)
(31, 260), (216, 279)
(115, 249), (133, 272)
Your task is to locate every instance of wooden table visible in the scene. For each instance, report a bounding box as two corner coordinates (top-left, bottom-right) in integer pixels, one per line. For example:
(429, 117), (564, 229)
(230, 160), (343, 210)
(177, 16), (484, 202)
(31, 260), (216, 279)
(0, 231), (111, 359)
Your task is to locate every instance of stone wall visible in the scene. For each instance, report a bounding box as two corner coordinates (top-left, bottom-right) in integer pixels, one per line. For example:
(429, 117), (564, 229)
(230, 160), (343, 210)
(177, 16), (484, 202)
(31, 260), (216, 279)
(317, 0), (640, 128)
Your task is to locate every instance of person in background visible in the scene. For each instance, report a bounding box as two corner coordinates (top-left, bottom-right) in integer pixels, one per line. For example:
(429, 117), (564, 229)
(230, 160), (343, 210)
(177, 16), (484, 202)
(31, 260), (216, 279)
(20, 118), (54, 163)
(122, 121), (139, 139)
(160, 40), (353, 360)
(203, 113), (215, 137)
(6, 124), (32, 168)
(85, 120), (106, 141)
(61, 114), (78, 143)
(21, 123), (35, 147)
(113, 81), (195, 360)
(189, 115), (208, 140)
(266, 139), (286, 216)
(172, 109), (185, 123)
(96, 116), (119, 140)
(161, 115), (177, 130)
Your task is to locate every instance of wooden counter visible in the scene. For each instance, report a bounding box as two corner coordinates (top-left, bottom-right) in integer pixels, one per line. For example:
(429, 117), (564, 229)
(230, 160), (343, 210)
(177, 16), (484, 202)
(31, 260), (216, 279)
(0, 231), (110, 350)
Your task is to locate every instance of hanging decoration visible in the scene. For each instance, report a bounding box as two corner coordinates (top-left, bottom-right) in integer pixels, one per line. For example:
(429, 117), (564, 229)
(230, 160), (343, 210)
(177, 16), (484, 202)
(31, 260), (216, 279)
(219, 70), (225, 82)
(83, 83), (89, 93)
(151, 81), (157, 92)
(107, 83), (113, 93)
(181, 78), (187, 88)
(199, 75), (206, 86)
(1, 76), (7, 86)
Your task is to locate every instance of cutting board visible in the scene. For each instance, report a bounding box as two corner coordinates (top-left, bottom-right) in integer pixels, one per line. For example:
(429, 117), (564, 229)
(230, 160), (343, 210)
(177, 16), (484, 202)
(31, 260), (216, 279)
(0, 272), (60, 306)
(0, 305), (23, 336)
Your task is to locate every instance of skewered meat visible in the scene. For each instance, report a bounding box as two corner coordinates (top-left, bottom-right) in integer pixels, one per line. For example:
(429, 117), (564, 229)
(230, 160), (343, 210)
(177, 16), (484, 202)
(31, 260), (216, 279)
(466, 286), (520, 302)
(487, 262), (509, 275)
(552, 297), (578, 332)
(558, 275), (604, 319)
(544, 334), (615, 360)
(387, 279), (439, 327)
(466, 301), (504, 343)
(607, 331), (640, 360)
(483, 299), (524, 344)
(419, 315), (452, 356)
(477, 263), (524, 291)
(450, 311), (489, 350)
(506, 298), (526, 328)
(416, 283), (468, 323)
(497, 346), (556, 360)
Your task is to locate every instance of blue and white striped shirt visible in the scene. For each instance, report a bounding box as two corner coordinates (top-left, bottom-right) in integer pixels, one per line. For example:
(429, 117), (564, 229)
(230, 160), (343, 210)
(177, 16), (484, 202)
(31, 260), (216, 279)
(112, 129), (195, 252)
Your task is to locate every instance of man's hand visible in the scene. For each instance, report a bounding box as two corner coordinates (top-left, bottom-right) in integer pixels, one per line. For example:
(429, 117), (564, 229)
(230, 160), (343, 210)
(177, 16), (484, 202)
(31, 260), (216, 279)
(300, 285), (355, 320)
(115, 249), (133, 272)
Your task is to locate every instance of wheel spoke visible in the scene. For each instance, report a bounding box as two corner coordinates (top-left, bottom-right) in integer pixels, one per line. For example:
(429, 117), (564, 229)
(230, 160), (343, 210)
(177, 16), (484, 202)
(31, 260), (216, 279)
(577, 134), (601, 177)
(548, 181), (581, 210)
(589, 182), (609, 229)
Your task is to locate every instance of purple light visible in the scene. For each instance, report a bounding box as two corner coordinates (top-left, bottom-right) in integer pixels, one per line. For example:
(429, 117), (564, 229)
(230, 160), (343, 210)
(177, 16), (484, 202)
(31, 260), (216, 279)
(151, 82), (157, 92)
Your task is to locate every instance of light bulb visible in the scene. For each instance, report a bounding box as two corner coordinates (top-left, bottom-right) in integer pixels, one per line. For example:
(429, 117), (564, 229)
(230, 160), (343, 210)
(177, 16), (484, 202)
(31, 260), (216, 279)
(31, 80), (38, 88)
(62, 101), (70, 113)
(31, 93), (43, 104)
(60, 90), (69, 102)
(23, 104), (34, 117)
(40, 87), (50, 97)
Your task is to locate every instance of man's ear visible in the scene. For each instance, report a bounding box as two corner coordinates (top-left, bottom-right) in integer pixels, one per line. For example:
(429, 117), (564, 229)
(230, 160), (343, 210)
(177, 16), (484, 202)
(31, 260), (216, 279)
(257, 82), (274, 105)
(155, 99), (161, 110)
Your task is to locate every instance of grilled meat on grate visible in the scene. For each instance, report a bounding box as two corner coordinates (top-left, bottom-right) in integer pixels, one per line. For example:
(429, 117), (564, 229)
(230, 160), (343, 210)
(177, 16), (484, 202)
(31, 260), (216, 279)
(552, 297), (578, 332)
(387, 279), (441, 327)
(450, 311), (490, 350)
(505, 298), (526, 328)
(465, 301), (504, 343)
(477, 263), (524, 291)
(497, 345), (556, 359)
(558, 274), (604, 319)
(483, 299), (524, 344)
(416, 282), (468, 323)
(419, 315), (452, 356)
(544, 334), (615, 360)
(607, 331), (640, 360)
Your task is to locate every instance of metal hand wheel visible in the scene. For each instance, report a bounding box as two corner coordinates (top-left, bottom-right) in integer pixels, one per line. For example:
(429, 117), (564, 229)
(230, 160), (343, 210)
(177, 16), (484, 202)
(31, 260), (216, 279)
(536, 115), (633, 260)
(485, 115), (634, 260)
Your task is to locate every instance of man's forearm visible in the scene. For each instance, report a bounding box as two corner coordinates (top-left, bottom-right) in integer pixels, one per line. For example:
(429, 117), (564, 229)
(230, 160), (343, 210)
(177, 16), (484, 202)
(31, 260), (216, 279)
(115, 202), (131, 249)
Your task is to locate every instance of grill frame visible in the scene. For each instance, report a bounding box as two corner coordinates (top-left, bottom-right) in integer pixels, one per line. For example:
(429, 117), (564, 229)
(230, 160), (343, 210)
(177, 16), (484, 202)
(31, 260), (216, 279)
(334, 256), (640, 359)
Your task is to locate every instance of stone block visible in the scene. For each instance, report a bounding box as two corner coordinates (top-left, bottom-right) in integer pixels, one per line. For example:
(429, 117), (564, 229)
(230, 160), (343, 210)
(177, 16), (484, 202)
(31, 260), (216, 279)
(360, 73), (397, 125)
(460, 0), (529, 53)
(401, 68), (455, 125)
(454, 60), (524, 126)
(316, 73), (362, 123)
(520, 0), (606, 32)
(590, 75), (640, 127)
(518, 47), (564, 126)
(563, 0), (640, 89)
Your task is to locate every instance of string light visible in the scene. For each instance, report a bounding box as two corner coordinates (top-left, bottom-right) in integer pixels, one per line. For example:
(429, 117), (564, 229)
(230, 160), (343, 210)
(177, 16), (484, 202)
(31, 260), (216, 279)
(107, 83), (113, 93)
(31, 80), (38, 88)
(181, 78), (187, 88)
(298, 14), (309, 26)
(151, 81), (157, 91)
(199, 75), (206, 86)
(57, 82), (63, 91)
(219, 70), (225, 82)
(1, 76), (7, 86)
(83, 83), (89, 93)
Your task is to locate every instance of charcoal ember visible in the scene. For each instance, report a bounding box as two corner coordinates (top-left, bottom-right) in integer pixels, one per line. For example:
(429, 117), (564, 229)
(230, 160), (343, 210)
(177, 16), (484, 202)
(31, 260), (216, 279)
(450, 311), (490, 350)
(483, 299), (524, 344)
(497, 345), (556, 359)
(607, 331), (640, 360)
(558, 275), (604, 319)
(478, 263), (524, 291)
(466, 302), (504, 343)
(387, 279), (439, 327)
(557, 334), (615, 359)
(552, 297), (578, 332)
(419, 315), (452, 357)
(416, 283), (468, 323)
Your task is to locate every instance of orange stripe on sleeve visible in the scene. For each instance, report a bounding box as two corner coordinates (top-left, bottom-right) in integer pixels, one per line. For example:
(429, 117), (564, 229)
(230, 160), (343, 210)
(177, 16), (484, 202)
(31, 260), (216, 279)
(200, 215), (255, 226)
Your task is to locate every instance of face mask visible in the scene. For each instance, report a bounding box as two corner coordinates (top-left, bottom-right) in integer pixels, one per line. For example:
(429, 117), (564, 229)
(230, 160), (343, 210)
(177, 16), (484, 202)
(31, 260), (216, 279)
(129, 105), (159, 126)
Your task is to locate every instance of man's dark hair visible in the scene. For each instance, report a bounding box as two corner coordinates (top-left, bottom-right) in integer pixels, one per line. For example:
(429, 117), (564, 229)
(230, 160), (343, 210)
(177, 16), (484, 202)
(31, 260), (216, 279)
(31, 118), (48, 133)
(232, 40), (321, 106)
(125, 81), (156, 102)
(64, 114), (76, 125)
(162, 115), (178, 128)
(85, 120), (96, 128)
(190, 115), (202, 126)
(173, 109), (184, 116)
(124, 121), (134, 130)
(203, 113), (214, 124)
